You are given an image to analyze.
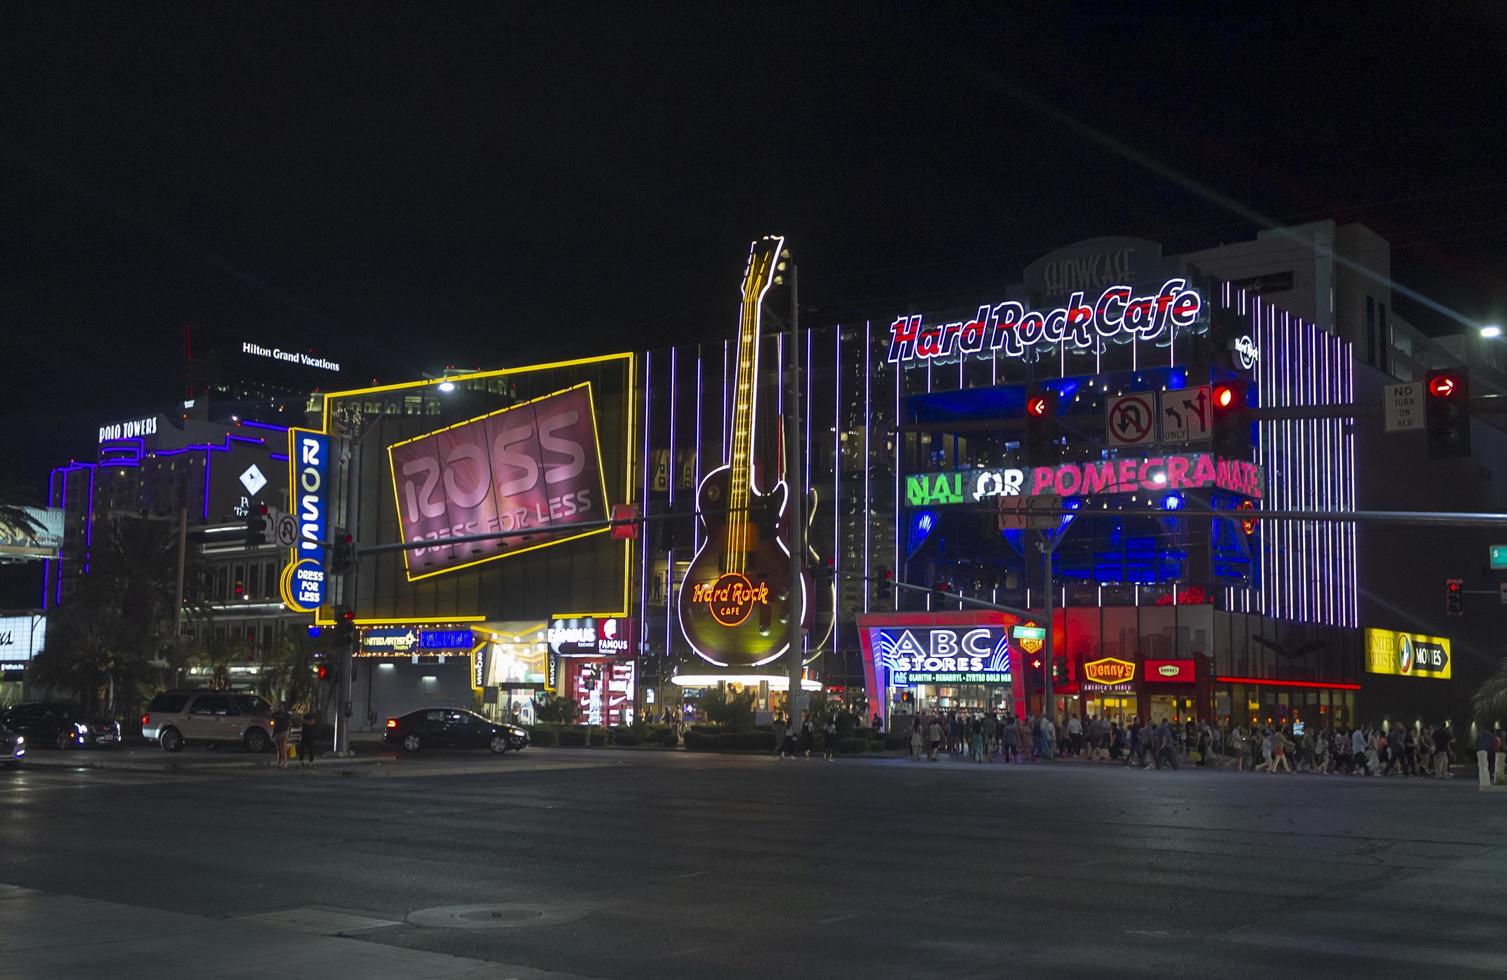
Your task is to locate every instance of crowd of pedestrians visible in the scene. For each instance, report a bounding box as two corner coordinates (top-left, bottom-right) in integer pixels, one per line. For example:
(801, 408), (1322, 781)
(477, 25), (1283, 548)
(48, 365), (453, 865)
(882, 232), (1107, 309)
(892, 710), (1504, 782)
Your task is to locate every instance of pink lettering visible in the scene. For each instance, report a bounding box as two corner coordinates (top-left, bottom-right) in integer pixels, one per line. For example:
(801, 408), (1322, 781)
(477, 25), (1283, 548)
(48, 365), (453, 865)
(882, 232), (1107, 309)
(1117, 458), (1138, 490)
(1080, 462), (1115, 495)
(1030, 466), (1056, 496)
(1166, 455), (1191, 489)
(1054, 464), (1082, 496)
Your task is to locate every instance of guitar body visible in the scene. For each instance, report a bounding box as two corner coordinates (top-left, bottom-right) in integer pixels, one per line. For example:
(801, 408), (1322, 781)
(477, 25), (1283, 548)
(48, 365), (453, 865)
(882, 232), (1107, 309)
(677, 464), (805, 668)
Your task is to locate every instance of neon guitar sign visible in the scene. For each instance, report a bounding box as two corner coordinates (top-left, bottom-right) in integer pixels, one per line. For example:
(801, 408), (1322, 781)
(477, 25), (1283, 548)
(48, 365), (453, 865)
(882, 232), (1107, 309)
(676, 236), (808, 668)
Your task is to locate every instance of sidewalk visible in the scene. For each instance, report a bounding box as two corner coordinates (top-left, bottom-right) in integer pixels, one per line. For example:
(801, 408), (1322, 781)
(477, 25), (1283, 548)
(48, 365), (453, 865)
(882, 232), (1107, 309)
(20, 742), (390, 773)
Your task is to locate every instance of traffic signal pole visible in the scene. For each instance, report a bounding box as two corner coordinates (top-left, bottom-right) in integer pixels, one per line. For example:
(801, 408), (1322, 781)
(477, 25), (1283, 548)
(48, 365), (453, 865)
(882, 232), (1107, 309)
(334, 426), (360, 756)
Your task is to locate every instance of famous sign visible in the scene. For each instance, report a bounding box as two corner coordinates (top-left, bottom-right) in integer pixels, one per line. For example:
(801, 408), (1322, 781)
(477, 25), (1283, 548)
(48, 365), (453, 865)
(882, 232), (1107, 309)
(906, 453), (1261, 507)
(868, 625), (1013, 685)
(887, 278), (1203, 366)
(388, 384), (610, 580)
(547, 617), (635, 658)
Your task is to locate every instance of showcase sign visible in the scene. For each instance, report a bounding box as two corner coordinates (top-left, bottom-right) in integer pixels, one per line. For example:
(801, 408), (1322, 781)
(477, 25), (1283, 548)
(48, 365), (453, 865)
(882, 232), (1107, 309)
(0, 615), (45, 664)
(869, 625), (1012, 685)
(387, 384), (609, 580)
(1364, 628), (1451, 680)
(887, 278), (1203, 366)
(907, 453), (1262, 507)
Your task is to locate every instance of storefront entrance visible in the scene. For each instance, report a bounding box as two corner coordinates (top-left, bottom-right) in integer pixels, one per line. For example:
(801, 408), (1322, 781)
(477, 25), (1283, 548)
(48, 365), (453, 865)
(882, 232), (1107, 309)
(1085, 694), (1138, 726)
(1148, 693), (1196, 724)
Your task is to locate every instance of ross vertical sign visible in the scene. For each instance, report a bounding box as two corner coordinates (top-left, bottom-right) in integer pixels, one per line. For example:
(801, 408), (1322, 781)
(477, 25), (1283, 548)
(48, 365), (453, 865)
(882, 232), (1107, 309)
(284, 429), (330, 612)
(1384, 382), (1423, 433)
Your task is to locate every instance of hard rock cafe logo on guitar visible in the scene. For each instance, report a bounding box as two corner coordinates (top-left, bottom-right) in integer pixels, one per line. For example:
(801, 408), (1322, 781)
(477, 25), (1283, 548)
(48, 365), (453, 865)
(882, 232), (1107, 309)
(691, 572), (771, 628)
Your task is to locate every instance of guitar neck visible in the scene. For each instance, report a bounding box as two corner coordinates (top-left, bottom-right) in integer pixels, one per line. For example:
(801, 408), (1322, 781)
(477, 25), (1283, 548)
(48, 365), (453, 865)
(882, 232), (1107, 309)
(721, 237), (783, 574)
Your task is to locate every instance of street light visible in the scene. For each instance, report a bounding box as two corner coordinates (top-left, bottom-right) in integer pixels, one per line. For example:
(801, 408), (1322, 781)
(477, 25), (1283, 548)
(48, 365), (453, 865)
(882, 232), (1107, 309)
(1481, 325), (1503, 339)
(437, 380), (456, 392)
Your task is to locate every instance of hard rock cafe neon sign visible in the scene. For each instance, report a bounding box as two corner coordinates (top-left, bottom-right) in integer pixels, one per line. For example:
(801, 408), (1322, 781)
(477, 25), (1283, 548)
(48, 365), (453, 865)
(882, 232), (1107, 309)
(887, 278), (1203, 365)
(690, 572), (771, 628)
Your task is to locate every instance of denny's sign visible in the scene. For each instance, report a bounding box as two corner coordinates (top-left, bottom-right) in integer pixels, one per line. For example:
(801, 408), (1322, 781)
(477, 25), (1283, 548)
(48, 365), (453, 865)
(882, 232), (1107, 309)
(1082, 657), (1136, 687)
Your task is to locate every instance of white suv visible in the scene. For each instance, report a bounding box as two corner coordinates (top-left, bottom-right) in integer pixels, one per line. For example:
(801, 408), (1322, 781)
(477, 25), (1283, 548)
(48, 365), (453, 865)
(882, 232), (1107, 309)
(141, 690), (293, 754)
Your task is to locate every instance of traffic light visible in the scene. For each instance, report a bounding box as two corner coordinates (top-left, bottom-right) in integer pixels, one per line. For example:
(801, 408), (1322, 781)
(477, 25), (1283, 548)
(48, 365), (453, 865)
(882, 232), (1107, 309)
(244, 504), (270, 547)
(877, 567), (894, 603)
(1425, 369), (1471, 459)
(315, 662), (334, 682)
(331, 530), (356, 575)
(333, 607), (356, 647)
(1210, 380), (1251, 458)
(1024, 388), (1059, 463)
(1446, 578), (1463, 616)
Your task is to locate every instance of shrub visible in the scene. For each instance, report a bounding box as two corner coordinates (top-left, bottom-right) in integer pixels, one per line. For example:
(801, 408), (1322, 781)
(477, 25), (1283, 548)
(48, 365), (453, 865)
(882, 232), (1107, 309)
(721, 730), (777, 752)
(530, 729), (559, 747)
(883, 734), (910, 751)
(700, 688), (757, 731)
(855, 727), (877, 740)
(651, 727), (680, 747)
(868, 739), (887, 754)
(557, 728), (588, 747)
(684, 732), (722, 752)
(613, 730), (641, 746)
(534, 693), (580, 725)
(588, 730), (608, 747)
(837, 738), (868, 755)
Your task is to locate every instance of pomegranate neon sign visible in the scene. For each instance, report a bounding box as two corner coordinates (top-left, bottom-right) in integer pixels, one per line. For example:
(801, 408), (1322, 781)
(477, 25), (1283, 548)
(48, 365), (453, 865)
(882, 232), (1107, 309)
(887, 278), (1203, 365)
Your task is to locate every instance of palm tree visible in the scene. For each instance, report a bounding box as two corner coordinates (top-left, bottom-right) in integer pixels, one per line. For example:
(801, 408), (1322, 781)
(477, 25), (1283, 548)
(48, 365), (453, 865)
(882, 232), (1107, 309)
(258, 629), (317, 712)
(1473, 657), (1507, 728)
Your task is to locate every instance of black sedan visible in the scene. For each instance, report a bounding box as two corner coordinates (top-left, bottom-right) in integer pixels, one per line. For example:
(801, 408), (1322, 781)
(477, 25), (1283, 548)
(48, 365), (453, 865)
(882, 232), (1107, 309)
(0, 725), (24, 767)
(383, 708), (529, 754)
(1, 702), (121, 750)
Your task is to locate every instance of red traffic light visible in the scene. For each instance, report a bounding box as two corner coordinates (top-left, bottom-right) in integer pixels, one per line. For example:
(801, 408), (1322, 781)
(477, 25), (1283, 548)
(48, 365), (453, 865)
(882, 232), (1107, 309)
(316, 664), (331, 681)
(1428, 374), (1459, 398)
(1213, 384), (1237, 409)
(1026, 396), (1050, 418)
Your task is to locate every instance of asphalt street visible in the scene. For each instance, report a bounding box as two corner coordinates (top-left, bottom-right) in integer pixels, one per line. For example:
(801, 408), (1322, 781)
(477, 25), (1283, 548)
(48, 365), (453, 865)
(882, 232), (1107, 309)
(1, 746), (1504, 979)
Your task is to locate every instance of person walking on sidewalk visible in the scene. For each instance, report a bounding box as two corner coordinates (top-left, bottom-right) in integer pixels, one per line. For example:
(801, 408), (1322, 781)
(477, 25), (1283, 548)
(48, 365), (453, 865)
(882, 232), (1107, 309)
(1267, 727), (1291, 773)
(1432, 722), (1454, 778)
(299, 712), (321, 767)
(270, 702), (292, 769)
(909, 717), (923, 762)
(823, 717), (838, 761)
(926, 716), (942, 762)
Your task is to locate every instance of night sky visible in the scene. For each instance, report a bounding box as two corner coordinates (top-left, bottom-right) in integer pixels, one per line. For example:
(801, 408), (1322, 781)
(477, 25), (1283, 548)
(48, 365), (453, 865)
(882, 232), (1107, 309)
(3, 3), (1505, 487)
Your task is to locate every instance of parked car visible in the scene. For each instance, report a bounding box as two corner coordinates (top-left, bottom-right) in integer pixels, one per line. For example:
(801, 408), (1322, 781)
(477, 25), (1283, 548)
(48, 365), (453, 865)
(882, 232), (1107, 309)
(2, 701), (121, 750)
(140, 690), (295, 753)
(384, 708), (529, 754)
(0, 725), (23, 767)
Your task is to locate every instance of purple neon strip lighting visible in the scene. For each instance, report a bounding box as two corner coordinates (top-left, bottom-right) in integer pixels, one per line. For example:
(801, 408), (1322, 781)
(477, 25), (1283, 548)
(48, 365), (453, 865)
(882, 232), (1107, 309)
(694, 347), (703, 551)
(639, 350), (652, 656)
(239, 420), (289, 432)
(666, 346), (676, 660)
(85, 464), (96, 572)
(269, 453), (288, 462)
(833, 325), (841, 620)
(894, 334), (901, 610)
(864, 321), (871, 613)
